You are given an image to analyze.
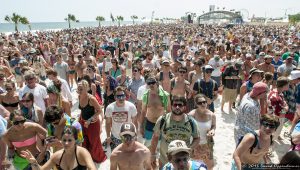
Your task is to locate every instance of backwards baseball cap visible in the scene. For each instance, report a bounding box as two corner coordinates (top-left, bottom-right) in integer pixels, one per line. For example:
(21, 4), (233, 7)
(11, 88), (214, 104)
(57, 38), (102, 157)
(167, 140), (191, 156)
(288, 70), (300, 80)
(249, 68), (263, 77)
(119, 122), (136, 137)
(250, 82), (268, 97)
(203, 65), (214, 71)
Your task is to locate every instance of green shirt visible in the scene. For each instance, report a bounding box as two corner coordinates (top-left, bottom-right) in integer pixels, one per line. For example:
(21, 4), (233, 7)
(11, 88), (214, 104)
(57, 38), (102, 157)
(142, 87), (169, 111)
(153, 112), (200, 165)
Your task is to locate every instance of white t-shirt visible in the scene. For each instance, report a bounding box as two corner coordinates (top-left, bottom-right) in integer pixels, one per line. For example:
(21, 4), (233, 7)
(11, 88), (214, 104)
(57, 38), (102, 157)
(105, 101), (137, 139)
(208, 58), (224, 77)
(19, 84), (48, 113)
(53, 62), (69, 81)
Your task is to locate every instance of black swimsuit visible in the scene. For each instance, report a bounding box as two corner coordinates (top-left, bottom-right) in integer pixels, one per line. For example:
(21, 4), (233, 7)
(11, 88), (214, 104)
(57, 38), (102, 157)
(2, 101), (19, 107)
(56, 146), (87, 170)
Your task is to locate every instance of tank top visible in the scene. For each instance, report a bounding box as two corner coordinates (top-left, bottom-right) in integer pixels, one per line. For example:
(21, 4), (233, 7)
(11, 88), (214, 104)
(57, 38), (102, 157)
(246, 80), (254, 92)
(197, 113), (212, 145)
(79, 96), (95, 120)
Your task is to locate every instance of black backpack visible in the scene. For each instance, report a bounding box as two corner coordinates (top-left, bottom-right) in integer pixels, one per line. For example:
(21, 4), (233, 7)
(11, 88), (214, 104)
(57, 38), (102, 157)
(236, 131), (273, 154)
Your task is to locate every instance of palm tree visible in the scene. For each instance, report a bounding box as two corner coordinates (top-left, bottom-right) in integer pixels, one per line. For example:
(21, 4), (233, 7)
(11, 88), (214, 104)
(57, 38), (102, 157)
(64, 14), (79, 28)
(110, 13), (115, 25)
(130, 15), (138, 24)
(96, 16), (105, 27)
(4, 13), (30, 32)
(116, 16), (124, 27)
(19, 17), (31, 31)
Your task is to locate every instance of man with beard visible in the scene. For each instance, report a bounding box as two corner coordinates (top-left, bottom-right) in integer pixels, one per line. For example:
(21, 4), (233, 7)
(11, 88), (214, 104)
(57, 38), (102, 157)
(278, 56), (296, 77)
(257, 55), (275, 74)
(105, 86), (138, 151)
(150, 95), (200, 169)
(110, 123), (152, 170)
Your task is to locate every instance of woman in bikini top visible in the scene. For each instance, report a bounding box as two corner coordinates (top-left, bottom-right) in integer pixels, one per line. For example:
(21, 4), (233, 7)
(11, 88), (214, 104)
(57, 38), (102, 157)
(21, 126), (96, 170)
(1, 110), (47, 170)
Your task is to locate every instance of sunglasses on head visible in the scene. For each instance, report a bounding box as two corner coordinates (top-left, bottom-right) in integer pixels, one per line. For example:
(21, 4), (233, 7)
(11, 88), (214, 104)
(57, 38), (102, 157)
(147, 81), (156, 85)
(172, 103), (184, 108)
(174, 157), (189, 164)
(197, 101), (207, 105)
(261, 121), (277, 129)
(13, 119), (26, 125)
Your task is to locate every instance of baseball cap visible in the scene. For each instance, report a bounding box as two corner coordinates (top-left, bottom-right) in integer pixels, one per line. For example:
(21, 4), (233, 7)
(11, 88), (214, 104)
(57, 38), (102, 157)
(119, 122), (136, 137)
(246, 53), (252, 58)
(29, 48), (36, 54)
(203, 65), (214, 71)
(249, 68), (263, 76)
(259, 52), (266, 56)
(167, 140), (191, 156)
(162, 58), (170, 64)
(288, 70), (300, 80)
(250, 82), (268, 97)
(264, 55), (273, 59)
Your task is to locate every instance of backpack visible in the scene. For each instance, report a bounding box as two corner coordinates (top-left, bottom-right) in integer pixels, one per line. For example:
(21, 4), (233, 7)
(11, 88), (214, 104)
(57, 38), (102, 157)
(159, 71), (174, 81)
(196, 79), (216, 98)
(236, 131), (273, 154)
(159, 113), (195, 134)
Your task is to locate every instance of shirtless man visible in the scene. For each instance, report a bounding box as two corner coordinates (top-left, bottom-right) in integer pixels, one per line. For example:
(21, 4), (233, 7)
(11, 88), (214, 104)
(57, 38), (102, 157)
(257, 55), (275, 74)
(242, 53), (254, 81)
(232, 114), (279, 170)
(157, 59), (174, 93)
(75, 54), (87, 82)
(188, 59), (204, 90)
(110, 122), (152, 170)
(170, 66), (191, 98)
(141, 76), (171, 147)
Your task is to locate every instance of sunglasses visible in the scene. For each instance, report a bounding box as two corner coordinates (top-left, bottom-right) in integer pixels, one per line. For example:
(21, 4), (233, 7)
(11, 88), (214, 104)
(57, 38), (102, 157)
(174, 157), (189, 164)
(147, 81), (156, 85)
(172, 103), (184, 108)
(120, 134), (134, 142)
(197, 101), (207, 105)
(13, 119), (26, 125)
(179, 71), (187, 74)
(62, 139), (73, 143)
(261, 121), (277, 129)
(22, 99), (32, 103)
(116, 94), (126, 99)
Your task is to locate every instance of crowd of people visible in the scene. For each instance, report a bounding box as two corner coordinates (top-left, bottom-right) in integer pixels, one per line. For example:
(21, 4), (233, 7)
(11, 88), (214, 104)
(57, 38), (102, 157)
(0, 23), (300, 170)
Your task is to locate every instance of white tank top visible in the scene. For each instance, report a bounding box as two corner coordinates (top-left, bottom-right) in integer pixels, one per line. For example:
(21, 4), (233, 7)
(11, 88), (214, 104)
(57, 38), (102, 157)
(197, 114), (212, 145)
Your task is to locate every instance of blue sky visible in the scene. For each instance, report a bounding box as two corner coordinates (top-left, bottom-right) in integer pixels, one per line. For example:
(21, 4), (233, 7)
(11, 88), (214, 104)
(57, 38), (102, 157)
(1, 0), (299, 22)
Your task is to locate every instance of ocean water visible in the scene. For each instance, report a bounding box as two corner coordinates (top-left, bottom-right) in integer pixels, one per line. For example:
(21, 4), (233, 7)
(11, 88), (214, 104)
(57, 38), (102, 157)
(0, 21), (136, 33)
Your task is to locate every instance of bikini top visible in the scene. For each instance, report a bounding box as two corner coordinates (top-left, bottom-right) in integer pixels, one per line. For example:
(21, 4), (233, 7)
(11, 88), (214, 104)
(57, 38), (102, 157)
(12, 136), (37, 148)
(56, 146), (87, 170)
(2, 101), (19, 108)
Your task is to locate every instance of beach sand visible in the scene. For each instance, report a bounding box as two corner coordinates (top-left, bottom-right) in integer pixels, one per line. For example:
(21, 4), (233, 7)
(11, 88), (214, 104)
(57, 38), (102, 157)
(70, 87), (291, 170)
